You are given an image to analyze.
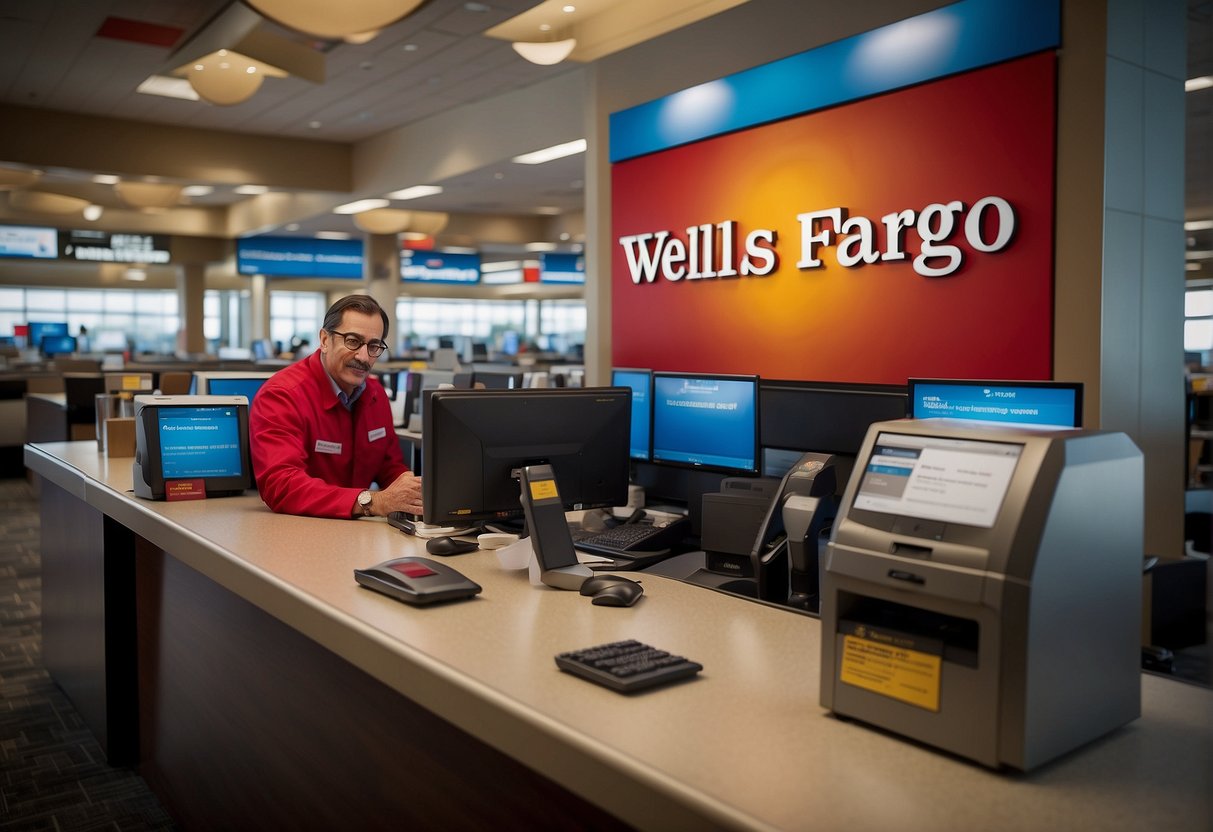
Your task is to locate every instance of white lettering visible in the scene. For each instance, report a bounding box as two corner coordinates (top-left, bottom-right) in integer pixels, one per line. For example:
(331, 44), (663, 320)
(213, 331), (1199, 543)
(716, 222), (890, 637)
(964, 195), (1015, 253)
(741, 229), (777, 276)
(914, 201), (964, 277)
(796, 208), (842, 269)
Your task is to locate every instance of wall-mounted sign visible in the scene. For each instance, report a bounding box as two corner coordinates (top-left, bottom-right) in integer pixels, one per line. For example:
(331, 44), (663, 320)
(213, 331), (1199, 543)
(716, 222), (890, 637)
(540, 252), (585, 284)
(238, 236), (363, 278)
(610, 9), (1057, 386)
(61, 229), (171, 263)
(401, 249), (480, 284)
(0, 225), (58, 259)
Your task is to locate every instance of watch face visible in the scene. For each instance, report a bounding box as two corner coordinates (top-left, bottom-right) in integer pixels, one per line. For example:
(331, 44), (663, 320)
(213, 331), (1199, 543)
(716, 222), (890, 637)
(359, 491), (372, 506)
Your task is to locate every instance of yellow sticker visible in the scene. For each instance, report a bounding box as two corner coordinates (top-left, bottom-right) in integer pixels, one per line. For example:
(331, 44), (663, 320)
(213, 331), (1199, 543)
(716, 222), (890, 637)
(529, 479), (559, 501)
(121, 375), (142, 390)
(839, 633), (942, 712)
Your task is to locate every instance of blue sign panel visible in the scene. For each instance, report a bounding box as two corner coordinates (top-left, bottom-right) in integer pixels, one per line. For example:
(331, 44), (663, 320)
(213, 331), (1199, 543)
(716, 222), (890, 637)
(0, 225), (57, 259)
(401, 249), (480, 284)
(238, 236), (364, 278)
(909, 381), (1081, 428)
(609, 0), (1060, 162)
(540, 252), (584, 284)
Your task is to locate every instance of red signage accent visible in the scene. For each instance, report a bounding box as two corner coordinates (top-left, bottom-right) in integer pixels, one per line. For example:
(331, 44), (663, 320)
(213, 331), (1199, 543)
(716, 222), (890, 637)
(610, 53), (1057, 385)
(165, 479), (207, 501)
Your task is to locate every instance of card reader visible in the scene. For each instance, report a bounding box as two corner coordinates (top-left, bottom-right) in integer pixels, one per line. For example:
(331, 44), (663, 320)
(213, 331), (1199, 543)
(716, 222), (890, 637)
(355, 556), (482, 606)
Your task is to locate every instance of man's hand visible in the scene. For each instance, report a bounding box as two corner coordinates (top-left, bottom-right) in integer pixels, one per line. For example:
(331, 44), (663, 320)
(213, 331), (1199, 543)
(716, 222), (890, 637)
(374, 471), (424, 517)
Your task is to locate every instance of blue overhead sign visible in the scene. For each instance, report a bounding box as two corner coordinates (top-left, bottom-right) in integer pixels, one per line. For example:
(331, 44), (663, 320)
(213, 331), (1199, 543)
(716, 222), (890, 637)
(238, 236), (364, 278)
(0, 225), (57, 259)
(540, 252), (584, 284)
(401, 249), (480, 284)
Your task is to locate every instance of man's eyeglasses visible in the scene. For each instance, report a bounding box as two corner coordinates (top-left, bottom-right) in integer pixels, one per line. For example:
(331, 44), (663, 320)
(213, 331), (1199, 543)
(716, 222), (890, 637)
(328, 329), (388, 358)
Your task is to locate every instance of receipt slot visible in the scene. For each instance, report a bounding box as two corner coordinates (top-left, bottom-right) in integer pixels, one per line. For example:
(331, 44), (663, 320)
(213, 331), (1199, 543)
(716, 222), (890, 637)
(820, 420), (1143, 771)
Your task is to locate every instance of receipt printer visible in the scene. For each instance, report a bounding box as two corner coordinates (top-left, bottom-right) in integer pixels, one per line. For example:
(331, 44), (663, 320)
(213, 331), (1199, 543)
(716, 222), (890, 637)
(820, 420), (1143, 771)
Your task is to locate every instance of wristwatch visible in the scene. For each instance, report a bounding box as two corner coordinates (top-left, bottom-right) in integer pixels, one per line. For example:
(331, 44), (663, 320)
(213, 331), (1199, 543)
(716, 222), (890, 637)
(357, 490), (374, 517)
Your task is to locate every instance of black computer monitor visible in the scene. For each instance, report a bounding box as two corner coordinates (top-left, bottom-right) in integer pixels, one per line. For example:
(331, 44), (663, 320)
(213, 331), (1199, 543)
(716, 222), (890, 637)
(474, 371), (523, 389)
(611, 368), (652, 461)
(132, 395), (253, 500)
(906, 378), (1083, 428)
(650, 372), (760, 475)
(422, 387), (631, 527)
(190, 371), (275, 401)
(41, 334), (78, 356)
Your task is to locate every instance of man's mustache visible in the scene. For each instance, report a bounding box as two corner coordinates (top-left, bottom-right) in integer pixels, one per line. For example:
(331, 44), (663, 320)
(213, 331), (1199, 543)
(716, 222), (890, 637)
(345, 358), (372, 372)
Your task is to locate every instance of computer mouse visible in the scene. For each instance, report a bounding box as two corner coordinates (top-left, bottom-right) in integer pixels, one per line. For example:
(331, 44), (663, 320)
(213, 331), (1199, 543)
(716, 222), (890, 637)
(425, 536), (480, 556)
(589, 582), (644, 607)
(578, 575), (642, 596)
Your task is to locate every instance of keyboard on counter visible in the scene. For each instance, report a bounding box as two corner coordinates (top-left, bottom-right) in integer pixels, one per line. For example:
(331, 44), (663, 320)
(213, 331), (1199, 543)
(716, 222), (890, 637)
(555, 639), (703, 693)
(570, 517), (690, 559)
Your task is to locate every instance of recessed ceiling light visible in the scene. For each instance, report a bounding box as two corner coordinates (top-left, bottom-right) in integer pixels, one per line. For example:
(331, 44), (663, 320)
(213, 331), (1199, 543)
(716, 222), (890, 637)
(82, 205), (103, 221)
(402, 43), (419, 52)
(316, 231), (353, 240)
(1185, 220), (1213, 231)
(333, 198), (390, 214)
(308, 120), (322, 129)
(539, 23), (552, 31)
(494, 172), (505, 180)
(563, 4), (576, 12)
(93, 174), (120, 185)
(235, 185), (269, 195)
(182, 185), (214, 197)
(386, 185), (443, 200)
(512, 139), (587, 165)
(464, 2), (491, 11)
(1186, 76), (1213, 92)
(136, 74), (200, 101)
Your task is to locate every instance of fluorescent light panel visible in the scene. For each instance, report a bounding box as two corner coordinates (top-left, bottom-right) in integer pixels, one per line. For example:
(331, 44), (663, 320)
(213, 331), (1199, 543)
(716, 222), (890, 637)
(386, 185), (443, 200)
(333, 198), (389, 214)
(512, 138), (586, 164)
(136, 74), (200, 101)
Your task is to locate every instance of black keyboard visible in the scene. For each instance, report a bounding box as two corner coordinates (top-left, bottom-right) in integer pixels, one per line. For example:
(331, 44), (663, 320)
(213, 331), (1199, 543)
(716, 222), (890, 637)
(571, 518), (688, 555)
(555, 639), (703, 693)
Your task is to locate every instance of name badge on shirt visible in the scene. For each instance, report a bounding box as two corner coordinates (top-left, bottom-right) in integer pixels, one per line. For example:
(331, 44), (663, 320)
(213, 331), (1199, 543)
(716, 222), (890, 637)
(315, 440), (343, 454)
(367, 427), (386, 442)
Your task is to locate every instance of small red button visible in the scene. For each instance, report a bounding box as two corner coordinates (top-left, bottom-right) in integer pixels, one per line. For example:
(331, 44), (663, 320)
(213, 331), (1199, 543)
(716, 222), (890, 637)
(389, 561), (437, 579)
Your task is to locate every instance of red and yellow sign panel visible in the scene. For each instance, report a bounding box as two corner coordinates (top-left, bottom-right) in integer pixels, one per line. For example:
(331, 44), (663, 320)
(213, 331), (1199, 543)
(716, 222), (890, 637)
(611, 53), (1056, 384)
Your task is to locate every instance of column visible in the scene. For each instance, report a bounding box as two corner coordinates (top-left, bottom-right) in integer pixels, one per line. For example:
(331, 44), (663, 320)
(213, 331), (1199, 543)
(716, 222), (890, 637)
(364, 233), (400, 351)
(177, 262), (207, 357)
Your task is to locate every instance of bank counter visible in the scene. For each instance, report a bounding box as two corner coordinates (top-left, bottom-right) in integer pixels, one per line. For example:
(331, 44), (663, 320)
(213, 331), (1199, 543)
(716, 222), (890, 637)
(25, 441), (1213, 831)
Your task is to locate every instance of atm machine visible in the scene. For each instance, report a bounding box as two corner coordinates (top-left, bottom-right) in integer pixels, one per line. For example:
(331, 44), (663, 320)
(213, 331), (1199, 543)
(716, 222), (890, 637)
(820, 420), (1143, 771)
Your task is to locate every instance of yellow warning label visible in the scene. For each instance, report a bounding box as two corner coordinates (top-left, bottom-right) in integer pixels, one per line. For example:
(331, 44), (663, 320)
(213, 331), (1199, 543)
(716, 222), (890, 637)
(529, 479), (559, 501)
(121, 375), (142, 390)
(839, 633), (942, 712)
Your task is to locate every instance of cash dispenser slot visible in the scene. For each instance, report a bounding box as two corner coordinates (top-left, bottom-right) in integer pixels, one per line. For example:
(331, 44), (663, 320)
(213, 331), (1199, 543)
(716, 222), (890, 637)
(828, 543), (987, 604)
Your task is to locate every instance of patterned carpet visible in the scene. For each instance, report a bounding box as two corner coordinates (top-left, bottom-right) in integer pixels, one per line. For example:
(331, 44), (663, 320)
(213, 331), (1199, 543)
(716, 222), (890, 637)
(0, 478), (176, 831)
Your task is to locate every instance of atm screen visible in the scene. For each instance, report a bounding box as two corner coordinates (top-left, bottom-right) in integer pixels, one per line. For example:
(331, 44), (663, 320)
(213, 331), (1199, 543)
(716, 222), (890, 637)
(852, 432), (1023, 528)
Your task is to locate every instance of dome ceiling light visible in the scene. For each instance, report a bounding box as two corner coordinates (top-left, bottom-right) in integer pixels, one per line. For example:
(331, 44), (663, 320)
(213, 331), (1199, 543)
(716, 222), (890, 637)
(353, 208), (413, 235)
(244, 0), (426, 40)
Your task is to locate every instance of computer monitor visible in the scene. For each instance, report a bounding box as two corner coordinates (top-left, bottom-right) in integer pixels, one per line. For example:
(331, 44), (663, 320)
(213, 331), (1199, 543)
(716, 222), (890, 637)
(906, 378), (1083, 428)
(190, 371), (276, 401)
(41, 334), (78, 356)
(251, 338), (273, 361)
(92, 331), (129, 353)
(611, 368), (652, 461)
(28, 321), (68, 350)
(422, 387), (631, 527)
(650, 372), (760, 475)
(473, 371), (523, 389)
(132, 395), (253, 500)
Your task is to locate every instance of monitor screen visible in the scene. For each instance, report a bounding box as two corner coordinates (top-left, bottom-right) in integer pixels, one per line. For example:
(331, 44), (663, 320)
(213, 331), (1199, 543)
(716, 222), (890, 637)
(650, 372), (759, 474)
(191, 371), (275, 399)
(907, 378), (1083, 428)
(28, 321), (68, 350)
(611, 368), (652, 461)
(852, 431), (1022, 528)
(92, 331), (129, 352)
(422, 387), (631, 527)
(133, 395), (252, 500)
(41, 334), (77, 356)
(251, 339), (273, 361)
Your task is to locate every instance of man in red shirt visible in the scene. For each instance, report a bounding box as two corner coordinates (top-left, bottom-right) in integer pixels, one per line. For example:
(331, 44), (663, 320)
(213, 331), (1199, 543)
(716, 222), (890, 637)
(251, 294), (423, 519)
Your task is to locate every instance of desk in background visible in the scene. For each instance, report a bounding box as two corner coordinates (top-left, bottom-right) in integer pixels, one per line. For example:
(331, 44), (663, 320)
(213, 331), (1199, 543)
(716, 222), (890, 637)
(24, 441), (1213, 831)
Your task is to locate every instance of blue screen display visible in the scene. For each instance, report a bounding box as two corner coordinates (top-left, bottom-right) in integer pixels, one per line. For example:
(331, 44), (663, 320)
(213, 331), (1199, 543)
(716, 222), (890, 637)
(651, 374), (758, 473)
(157, 406), (244, 479)
(40, 334), (77, 356)
(612, 369), (651, 460)
(28, 321), (69, 349)
(910, 381), (1081, 428)
(207, 378), (268, 401)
